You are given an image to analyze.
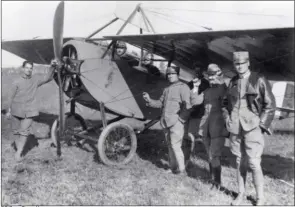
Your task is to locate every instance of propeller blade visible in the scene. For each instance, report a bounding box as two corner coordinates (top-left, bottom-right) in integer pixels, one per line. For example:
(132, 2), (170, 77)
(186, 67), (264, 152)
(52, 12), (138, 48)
(53, 1), (65, 157)
(53, 1), (64, 62)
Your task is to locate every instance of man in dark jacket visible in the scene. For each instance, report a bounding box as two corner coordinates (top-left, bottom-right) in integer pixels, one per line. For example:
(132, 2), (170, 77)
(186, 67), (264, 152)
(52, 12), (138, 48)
(222, 51), (276, 205)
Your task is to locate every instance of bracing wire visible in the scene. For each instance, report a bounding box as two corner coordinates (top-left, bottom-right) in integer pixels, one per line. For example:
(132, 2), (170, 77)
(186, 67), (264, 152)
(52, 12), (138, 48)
(143, 8), (214, 31)
(141, 6), (289, 18)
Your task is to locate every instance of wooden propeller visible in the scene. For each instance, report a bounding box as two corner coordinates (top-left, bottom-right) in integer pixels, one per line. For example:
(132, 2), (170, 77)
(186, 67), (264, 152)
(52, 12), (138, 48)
(53, 1), (65, 157)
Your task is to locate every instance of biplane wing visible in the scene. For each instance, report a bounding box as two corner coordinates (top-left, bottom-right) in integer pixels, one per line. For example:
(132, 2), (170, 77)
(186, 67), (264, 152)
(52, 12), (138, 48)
(104, 27), (294, 81)
(2, 38), (73, 65)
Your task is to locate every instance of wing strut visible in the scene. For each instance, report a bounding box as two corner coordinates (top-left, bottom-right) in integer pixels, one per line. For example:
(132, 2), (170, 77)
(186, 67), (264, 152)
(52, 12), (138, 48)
(101, 3), (141, 59)
(139, 6), (156, 33)
(168, 40), (176, 67)
(86, 17), (119, 39)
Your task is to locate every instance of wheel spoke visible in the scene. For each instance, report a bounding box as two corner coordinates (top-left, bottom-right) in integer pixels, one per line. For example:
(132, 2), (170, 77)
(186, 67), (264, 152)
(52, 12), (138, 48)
(98, 123), (137, 166)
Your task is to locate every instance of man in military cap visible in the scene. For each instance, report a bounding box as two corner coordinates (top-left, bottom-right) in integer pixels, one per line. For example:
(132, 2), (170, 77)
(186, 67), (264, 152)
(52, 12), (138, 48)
(197, 63), (228, 188)
(222, 51), (276, 205)
(143, 66), (191, 175)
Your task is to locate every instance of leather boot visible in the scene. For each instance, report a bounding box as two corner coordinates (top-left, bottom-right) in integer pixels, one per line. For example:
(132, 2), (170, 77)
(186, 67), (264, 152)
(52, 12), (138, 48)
(209, 163), (214, 181)
(214, 165), (222, 187)
(231, 165), (247, 205)
(253, 167), (265, 205)
(231, 193), (245, 206)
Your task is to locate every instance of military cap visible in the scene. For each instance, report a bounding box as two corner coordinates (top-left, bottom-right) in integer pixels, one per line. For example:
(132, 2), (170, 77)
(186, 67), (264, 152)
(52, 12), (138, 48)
(233, 51), (249, 63)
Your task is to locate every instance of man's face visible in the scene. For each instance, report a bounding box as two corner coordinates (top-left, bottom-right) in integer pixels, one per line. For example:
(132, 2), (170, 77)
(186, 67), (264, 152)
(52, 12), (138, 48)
(23, 63), (33, 76)
(208, 73), (222, 85)
(167, 72), (179, 83)
(233, 60), (250, 75)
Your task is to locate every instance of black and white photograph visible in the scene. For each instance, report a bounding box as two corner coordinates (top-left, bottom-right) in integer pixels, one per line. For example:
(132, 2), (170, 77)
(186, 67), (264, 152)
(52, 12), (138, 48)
(1, 1), (294, 205)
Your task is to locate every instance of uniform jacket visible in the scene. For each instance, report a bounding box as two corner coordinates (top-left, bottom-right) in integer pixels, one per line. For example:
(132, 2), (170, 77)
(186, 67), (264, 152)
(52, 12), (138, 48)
(222, 72), (276, 134)
(147, 81), (191, 128)
(9, 70), (54, 118)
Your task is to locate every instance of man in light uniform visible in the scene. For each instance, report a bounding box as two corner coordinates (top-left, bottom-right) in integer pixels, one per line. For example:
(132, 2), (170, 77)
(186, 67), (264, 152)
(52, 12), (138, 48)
(6, 60), (57, 161)
(143, 66), (191, 175)
(222, 52), (276, 205)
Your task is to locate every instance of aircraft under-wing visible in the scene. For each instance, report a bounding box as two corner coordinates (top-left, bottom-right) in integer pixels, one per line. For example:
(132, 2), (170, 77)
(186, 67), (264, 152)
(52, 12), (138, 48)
(2, 2), (294, 166)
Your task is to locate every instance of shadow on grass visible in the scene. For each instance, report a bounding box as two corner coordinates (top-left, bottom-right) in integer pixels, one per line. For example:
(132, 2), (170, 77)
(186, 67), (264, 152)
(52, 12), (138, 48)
(136, 129), (239, 200)
(136, 130), (170, 170)
(220, 144), (294, 182)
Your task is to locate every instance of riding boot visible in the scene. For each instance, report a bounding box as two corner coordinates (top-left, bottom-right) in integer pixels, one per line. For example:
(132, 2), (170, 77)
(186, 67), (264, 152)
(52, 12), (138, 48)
(231, 166), (247, 205)
(252, 167), (265, 205)
(214, 165), (222, 187)
(209, 163), (214, 181)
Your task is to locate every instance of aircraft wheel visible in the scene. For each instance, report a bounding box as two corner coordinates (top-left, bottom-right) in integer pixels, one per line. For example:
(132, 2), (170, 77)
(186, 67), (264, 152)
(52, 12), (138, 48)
(51, 112), (87, 147)
(97, 122), (137, 166)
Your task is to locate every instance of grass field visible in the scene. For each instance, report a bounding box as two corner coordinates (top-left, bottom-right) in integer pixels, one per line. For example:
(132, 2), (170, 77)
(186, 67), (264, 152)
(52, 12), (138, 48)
(1, 71), (294, 205)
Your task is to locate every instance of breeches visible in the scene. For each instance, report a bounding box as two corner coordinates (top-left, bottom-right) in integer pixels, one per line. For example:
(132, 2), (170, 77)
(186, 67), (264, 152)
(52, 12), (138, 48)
(164, 120), (185, 171)
(13, 116), (33, 136)
(203, 137), (225, 167)
(230, 126), (264, 159)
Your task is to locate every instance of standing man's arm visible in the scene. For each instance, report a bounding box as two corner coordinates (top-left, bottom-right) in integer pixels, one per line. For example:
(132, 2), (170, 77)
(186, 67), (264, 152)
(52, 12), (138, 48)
(259, 76), (276, 134)
(6, 82), (18, 118)
(37, 60), (58, 87)
(221, 83), (231, 122)
(143, 90), (165, 108)
(179, 85), (192, 123)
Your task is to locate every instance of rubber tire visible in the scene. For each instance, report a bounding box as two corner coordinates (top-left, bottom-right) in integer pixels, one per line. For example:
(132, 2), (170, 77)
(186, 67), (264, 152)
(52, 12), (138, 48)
(97, 122), (137, 166)
(51, 112), (87, 147)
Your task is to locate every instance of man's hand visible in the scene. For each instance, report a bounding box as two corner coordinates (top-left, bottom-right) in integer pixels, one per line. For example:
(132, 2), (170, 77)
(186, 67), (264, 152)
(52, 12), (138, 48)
(260, 126), (271, 135)
(142, 92), (151, 102)
(193, 78), (201, 88)
(192, 78), (201, 93)
(50, 59), (59, 68)
(5, 109), (12, 119)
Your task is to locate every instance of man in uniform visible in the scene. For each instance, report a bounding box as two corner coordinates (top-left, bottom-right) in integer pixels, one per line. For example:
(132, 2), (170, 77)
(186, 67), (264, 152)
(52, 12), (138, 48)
(6, 60), (57, 161)
(143, 66), (191, 175)
(222, 51), (276, 205)
(197, 64), (229, 188)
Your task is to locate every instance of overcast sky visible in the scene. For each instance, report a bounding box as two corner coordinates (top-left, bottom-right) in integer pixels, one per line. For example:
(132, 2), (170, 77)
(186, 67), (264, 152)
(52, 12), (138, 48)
(1, 1), (294, 67)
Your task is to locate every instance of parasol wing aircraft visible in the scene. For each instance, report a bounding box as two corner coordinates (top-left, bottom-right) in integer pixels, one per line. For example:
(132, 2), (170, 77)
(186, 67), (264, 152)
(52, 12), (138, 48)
(2, 2), (294, 166)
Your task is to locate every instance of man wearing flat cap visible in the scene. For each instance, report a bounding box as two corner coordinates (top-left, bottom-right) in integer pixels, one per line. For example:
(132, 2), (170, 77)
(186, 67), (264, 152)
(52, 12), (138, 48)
(143, 66), (191, 175)
(222, 51), (276, 205)
(196, 63), (228, 188)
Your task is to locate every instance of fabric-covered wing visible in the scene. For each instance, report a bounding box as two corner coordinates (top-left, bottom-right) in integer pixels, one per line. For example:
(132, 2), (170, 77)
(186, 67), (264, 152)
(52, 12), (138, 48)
(104, 27), (294, 81)
(2, 38), (73, 65)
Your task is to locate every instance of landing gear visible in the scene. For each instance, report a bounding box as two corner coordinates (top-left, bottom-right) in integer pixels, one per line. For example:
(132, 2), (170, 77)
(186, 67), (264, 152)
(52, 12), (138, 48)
(50, 102), (138, 166)
(97, 122), (137, 166)
(51, 112), (87, 147)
